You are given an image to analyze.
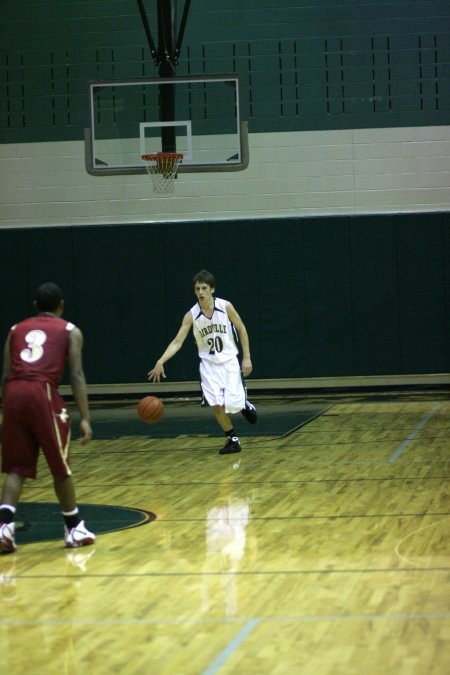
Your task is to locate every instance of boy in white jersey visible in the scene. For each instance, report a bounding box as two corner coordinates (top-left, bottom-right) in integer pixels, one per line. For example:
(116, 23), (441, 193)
(148, 270), (257, 454)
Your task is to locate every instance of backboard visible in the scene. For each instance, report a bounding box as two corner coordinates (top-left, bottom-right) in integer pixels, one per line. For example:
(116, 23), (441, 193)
(85, 75), (248, 176)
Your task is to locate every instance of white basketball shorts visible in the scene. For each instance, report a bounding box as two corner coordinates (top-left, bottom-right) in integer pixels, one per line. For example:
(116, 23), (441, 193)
(200, 357), (245, 413)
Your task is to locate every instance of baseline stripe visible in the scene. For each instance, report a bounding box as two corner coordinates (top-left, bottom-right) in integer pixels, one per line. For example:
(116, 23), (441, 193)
(1, 612), (448, 627)
(198, 619), (259, 675)
(388, 405), (440, 463)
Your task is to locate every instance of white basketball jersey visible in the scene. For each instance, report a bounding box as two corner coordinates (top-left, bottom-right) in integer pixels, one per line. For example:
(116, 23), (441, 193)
(190, 297), (239, 364)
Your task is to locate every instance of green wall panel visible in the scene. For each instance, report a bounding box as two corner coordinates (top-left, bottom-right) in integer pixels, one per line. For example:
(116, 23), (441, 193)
(24, 228), (76, 308)
(255, 219), (307, 378)
(446, 223), (450, 371)
(0, 230), (30, 334)
(210, 219), (261, 374)
(302, 218), (354, 376)
(160, 222), (212, 382)
(117, 223), (167, 382)
(350, 218), (400, 375)
(1, 1), (449, 143)
(71, 226), (123, 383)
(396, 214), (448, 373)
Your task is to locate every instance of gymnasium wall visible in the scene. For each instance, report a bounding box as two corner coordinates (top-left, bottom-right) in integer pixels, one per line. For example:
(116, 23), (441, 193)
(0, 214), (449, 385)
(2, 0), (450, 141)
(1, 1), (450, 226)
(1, 125), (450, 226)
(0, 2), (449, 384)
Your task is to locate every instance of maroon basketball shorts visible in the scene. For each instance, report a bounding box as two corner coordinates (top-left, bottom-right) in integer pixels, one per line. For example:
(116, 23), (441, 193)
(1, 379), (72, 479)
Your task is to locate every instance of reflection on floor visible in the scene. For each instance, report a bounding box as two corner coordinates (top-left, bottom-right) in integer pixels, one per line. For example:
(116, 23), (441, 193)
(1, 390), (449, 675)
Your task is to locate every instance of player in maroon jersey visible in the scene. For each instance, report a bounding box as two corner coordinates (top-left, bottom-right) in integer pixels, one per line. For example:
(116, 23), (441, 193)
(0, 282), (95, 553)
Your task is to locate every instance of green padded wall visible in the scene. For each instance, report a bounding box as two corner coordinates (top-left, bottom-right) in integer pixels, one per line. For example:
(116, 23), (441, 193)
(350, 218), (400, 374)
(396, 216), (448, 372)
(303, 218), (354, 376)
(1, 213), (449, 384)
(255, 218), (307, 377)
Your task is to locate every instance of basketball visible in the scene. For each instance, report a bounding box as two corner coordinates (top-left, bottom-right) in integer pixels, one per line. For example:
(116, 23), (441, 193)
(137, 396), (164, 424)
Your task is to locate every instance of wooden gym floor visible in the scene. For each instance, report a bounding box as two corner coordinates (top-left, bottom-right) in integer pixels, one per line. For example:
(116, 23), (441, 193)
(0, 390), (449, 674)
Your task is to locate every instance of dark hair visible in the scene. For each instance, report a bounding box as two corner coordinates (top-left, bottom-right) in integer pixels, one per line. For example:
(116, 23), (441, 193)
(193, 269), (216, 288)
(35, 282), (64, 312)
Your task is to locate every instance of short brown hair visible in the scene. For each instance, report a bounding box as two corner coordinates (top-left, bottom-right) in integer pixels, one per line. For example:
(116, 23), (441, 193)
(193, 269), (215, 288)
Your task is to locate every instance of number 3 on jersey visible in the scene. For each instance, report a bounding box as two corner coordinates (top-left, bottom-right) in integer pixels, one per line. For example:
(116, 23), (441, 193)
(20, 329), (47, 363)
(207, 336), (223, 355)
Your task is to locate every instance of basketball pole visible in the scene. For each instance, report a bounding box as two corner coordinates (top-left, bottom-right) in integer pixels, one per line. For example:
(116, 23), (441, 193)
(135, 0), (192, 152)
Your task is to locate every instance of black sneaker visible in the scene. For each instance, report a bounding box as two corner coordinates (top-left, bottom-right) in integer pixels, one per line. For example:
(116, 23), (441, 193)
(241, 401), (257, 425)
(219, 436), (242, 455)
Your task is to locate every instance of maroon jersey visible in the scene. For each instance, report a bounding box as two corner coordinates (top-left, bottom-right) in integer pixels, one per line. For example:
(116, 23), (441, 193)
(7, 313), (75, 387)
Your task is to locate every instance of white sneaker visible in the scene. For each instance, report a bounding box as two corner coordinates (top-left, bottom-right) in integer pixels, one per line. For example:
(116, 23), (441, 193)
(0, 523), (16, 554)
(64, 520), (95, 548)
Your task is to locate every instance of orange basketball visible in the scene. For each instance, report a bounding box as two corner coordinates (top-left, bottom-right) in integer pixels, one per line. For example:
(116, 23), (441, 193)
(137, 396), (164, 424)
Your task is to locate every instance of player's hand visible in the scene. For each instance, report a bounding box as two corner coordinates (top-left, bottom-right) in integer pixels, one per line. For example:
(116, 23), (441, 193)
(148, 362), (166, 383)
(79, 419), (93, 445)
(241, 358), (253, 377)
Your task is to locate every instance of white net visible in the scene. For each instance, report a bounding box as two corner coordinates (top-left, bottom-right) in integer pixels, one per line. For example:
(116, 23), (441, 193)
(141, 153), (183, 194)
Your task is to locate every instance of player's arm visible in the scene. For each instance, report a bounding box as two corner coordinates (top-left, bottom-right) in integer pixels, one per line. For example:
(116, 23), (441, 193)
(148, 311), (193, 383)
(226, 302), (253, 377)
(68, 327), (92, 445)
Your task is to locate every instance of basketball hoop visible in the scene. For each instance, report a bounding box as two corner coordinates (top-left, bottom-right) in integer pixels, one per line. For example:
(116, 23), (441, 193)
(141, 152), (183, 194)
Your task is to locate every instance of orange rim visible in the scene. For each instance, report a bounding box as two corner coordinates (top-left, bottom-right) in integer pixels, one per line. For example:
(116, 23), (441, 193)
(141, 153), (183, 161)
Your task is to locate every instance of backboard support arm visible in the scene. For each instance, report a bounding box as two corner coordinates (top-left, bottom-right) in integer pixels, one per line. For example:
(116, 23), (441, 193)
(174, 0), (192, 64)
(136, 0), (192, 68)
(136, 0), (158, 64)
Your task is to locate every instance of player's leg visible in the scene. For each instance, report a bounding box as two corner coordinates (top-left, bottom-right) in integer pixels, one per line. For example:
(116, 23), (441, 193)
(0, 474), (25, 554)
(239, 376), (257, 424)
(54, 475), (95, 548)
(53, 473), (77, 512)
(211, 404), (233, 432)
(220, 359), (255, 454)
(1, 473), (26, 506)
(241, 400), (257, 424)
(200, 360), (241, 454)
(0, 381), (38, 553)
(36, 387), (95, 548)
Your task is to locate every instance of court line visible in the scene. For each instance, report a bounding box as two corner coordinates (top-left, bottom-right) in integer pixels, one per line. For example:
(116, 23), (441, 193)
(200, 606), (450, 675)
(1, 611), (448, 627)
(394, 519), (444, 567)
(161, 511), (450, 521)
(9, 565), (450, 581)
(388, 405), (441, 463)
(67, 475), (450, 486)
(279, 405), (334, 438)
(199, 607), (450, 675)
(200, 619), (260, 675)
